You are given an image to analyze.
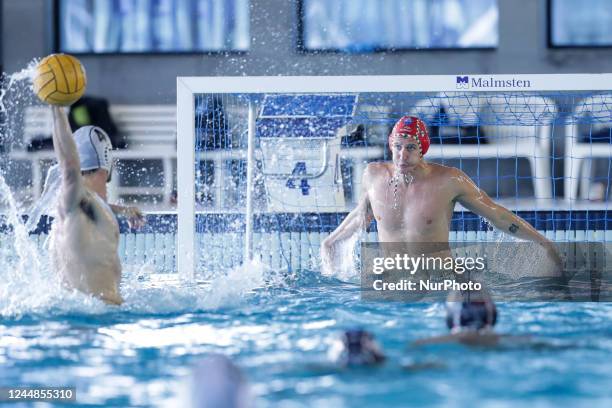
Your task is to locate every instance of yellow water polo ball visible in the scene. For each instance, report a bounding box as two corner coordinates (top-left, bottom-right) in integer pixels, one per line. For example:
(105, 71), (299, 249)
(33, 53), (87, 106)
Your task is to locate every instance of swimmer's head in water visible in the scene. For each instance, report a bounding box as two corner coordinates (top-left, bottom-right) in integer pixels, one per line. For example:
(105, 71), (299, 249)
(446, 300), (497, 332)
(390, 116), (430, 157)
(335, 329), (386, 366)
(73, 126), (113, 181)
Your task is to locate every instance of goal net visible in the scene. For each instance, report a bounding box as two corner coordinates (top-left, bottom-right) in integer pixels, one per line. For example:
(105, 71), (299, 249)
(176, 74), (612, 278)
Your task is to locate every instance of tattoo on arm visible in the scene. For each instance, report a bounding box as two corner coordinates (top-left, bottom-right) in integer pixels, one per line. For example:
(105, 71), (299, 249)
(509, 223), (519, 234)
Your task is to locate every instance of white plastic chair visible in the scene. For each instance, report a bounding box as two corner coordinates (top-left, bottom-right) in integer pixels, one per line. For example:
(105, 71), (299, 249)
(10, 105), (177, 206)
(412, 93), (556, 200)
(479, 94), (556, 200)
(564, 94), (612, 202)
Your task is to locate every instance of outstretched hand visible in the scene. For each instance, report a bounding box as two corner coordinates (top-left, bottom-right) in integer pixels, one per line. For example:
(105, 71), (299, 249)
(123, 206), (145, 229)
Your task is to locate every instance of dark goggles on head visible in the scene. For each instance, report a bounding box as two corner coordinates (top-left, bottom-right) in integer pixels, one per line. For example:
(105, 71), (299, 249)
(341, 329), (385, 365)
(343, 329), (370, 352)
(446, 301), (497, 331)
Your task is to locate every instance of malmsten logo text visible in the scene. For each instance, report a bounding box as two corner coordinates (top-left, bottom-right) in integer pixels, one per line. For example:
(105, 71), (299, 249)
(456, 76), (532, 89)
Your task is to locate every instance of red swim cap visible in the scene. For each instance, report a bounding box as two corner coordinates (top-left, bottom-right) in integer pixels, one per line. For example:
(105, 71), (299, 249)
(390, 116), (430, 156)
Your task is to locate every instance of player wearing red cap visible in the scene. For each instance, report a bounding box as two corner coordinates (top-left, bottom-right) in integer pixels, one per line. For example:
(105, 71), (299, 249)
(321, 116), (561, 277)
(390, 115), (431, 156)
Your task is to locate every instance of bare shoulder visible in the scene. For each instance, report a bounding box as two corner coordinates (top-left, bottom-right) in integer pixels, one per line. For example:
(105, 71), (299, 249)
(365, 161), (389, 174)
(425, 162), (467, 184)
(364, 161), (391, 180)
(424, 164), (477, 199)
(426, 162), (464, 177)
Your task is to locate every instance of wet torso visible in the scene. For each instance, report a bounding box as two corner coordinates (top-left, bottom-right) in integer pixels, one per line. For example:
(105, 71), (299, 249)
(51, 190), (122, 304)
(366, 162), (457, 243)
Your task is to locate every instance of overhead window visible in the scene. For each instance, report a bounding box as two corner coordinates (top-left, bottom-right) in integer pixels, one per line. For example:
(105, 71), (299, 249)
(549, 0), (612, 47)
(300, 0), (498, 52)
(57, 0), (250, 53)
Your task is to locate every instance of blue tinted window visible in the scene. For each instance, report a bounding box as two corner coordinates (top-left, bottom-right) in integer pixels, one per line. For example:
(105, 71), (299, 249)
(58, 0), (250, 53)
(550, 0), (612, 46)
(301, 0), (498, 51)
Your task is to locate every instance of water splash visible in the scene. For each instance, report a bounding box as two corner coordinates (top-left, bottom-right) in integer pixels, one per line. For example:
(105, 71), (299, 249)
(321, 229), (363, 283)
(0, 173), (65, 318)
(477, 217), (558, 278)
(0, 62), (71, 318)
(0, 201), (285, 318)
(0, 61), (38, 149)
(0, 60), (283, 317)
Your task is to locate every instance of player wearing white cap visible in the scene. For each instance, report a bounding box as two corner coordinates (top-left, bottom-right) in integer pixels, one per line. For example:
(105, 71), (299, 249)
(46, 106), (144, 304)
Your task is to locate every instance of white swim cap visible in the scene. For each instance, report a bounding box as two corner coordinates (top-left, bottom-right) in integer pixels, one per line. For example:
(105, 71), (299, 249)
(73, 126), (113, 174)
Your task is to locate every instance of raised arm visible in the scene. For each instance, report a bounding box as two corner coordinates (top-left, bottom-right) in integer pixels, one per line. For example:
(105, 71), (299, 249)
(51, 106), (84, 214)
(452, 168), (562, 267)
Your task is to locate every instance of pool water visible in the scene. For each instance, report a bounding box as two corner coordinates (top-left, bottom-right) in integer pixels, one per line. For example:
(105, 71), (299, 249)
(2, 264), (612, 408)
